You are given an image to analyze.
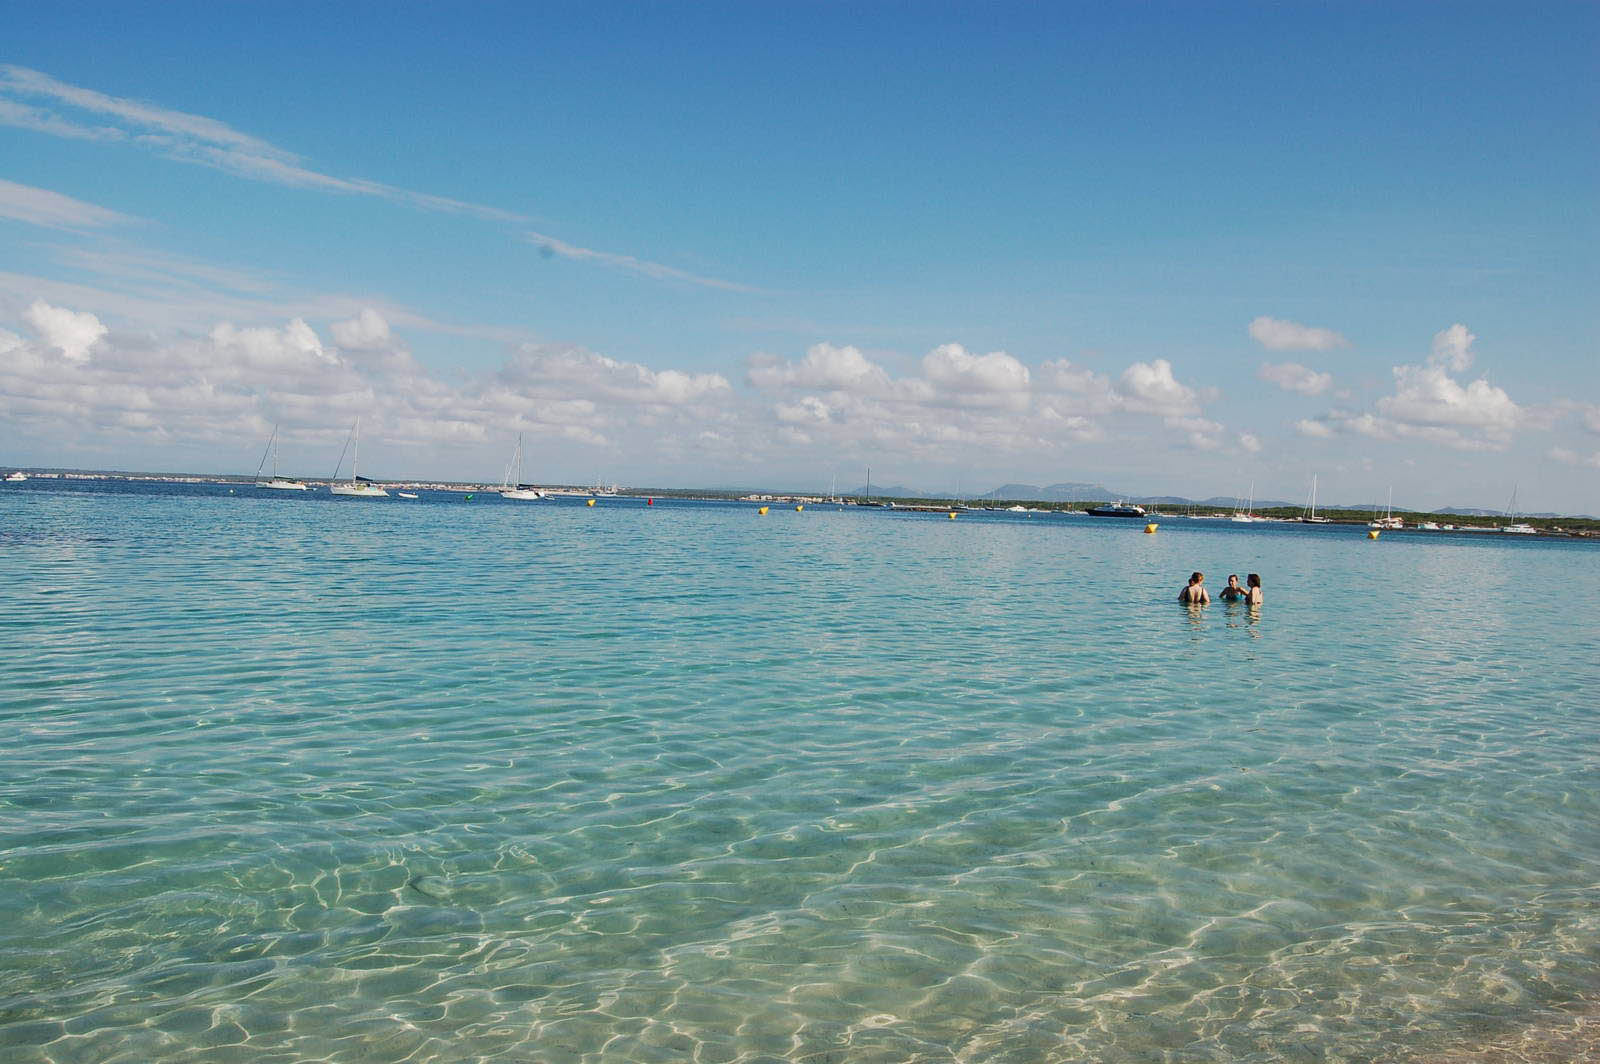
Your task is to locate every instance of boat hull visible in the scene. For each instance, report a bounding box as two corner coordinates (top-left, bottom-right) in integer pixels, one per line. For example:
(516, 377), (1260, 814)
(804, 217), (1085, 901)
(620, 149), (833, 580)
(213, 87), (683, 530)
(1086, 507), (1147, 518)
(329, 484), (389, 498)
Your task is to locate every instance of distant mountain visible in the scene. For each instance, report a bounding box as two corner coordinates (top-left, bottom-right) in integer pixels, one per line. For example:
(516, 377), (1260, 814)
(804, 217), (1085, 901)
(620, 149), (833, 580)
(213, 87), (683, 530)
(979, 481), (1116, 502)
(846, 483), (938, 499)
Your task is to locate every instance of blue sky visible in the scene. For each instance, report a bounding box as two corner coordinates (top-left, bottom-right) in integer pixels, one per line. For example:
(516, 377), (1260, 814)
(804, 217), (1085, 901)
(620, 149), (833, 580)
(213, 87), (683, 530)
(2, 2), (1596, 511)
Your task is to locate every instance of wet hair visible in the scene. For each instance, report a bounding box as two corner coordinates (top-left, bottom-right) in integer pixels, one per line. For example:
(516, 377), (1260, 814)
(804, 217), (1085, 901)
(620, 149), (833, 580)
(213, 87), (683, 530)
(1227, 574), (1239, 582)
(1189, 571), (1204, 584)
(1247, 573), (1261, 588)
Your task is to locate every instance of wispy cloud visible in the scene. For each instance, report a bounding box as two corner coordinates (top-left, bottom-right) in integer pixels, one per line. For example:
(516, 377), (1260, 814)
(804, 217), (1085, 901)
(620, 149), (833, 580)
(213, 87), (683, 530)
(0, 178), (135, 229)
(1, 65), (750, 285)
(525, 230), (765, 293)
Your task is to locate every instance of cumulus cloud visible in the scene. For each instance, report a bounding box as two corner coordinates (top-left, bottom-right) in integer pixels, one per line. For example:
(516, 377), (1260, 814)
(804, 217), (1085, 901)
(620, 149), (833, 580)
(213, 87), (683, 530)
(1377, 362), (1519, 441)
(1237, 432), (1262, 453)
(747, 343), (891, 394)
(921, 343), (1031, 400)
(330, 307), (392, 351)
(24, 300), (105, 362)
(500, 344), (730, 407)
(1296, 418), (1334, 438)
(1296, 324), (1523, 452)
(1258, 361), (1333, 396)
(1248, 316), (1349, 352)
(1118, 359), (1200, 417)
(1429, 323), (1475, 371)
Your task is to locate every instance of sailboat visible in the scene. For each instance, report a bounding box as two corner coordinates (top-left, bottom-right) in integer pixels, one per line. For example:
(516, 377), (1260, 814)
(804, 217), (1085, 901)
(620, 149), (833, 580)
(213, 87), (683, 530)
(1368, 487), (1402, 529)
(253, 424), (308, 490)
(3, 470), (26, 482)
(1230, 481), (1258, 522)
(1298, 474), (1330, 523)
(500, 435), (545, 500)
(1501, 485), (1536, 534)
(328, 419), (389, 498)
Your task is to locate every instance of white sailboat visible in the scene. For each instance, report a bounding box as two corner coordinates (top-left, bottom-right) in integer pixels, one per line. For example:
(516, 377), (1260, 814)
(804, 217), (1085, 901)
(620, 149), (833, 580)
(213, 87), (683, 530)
(1298, 474), (1330, 523)
(501, 435), (545, 500)
(1230, 481), (1258, 522)
(3, 470), (26, 482)
(1501, 485), (1536, 534)
(1369, 487), (1402, 529)
(253, 424), (308, 490)
(328, 419), (389, 498)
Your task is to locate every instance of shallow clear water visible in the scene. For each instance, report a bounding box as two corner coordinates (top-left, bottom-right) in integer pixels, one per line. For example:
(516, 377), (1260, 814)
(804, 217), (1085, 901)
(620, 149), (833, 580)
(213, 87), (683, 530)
(2, 481), (1597, 1062)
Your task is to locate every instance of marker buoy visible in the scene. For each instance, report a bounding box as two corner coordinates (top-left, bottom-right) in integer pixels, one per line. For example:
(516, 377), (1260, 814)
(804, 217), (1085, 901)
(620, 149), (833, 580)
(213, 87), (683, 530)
(795, 504), (804, 512)
(1368, 529), (1380, 539)
(647, 498), (653, 506)
(587, 498), (596, 507)
(1144, 523), (1159, 534)
(949, 511), (957, 519)
(465, 494), (474, 500)
(758, 506), (769, 515)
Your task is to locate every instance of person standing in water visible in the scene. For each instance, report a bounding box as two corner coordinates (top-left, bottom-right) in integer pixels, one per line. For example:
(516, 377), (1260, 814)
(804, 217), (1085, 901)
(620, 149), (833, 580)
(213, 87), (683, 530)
(1244, 573), (1263, 605)
(1219, 574), (1246, 602)
(1179, 572), (1210, 605)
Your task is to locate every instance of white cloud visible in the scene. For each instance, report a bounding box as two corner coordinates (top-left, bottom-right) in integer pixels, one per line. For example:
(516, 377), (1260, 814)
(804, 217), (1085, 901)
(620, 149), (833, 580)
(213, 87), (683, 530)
(1237, 432), (1262, 453)
(1548, 446), (1600, 469)
(1258, 361), (1333, 396)
(330, 308), (392, 351)
(0, 179), (133, 229)
(917, 343), (1033, 410)
(1377, 362), (1519, 440)
(500, 344), (730, 407)
(1300, 324), (1523, 452)
(1163, 415), (1223, 450)
(1580, 404), (1600, 436)
(1296, 418), (1334, 438)
(1118, 359), (1200, 417)
(747, 343), (890, 393)
(1248, 316), (1349, 352)
(24, 300), (105, 362)
(1429, 323), (1475, 371)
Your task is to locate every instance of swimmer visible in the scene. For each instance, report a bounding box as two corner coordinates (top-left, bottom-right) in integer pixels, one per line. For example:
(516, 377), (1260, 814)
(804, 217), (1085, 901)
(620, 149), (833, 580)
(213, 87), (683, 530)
(1245, 573), (1262, 605)
(1179, 571), (1210, 605)
(1218, 574), (1246, 602)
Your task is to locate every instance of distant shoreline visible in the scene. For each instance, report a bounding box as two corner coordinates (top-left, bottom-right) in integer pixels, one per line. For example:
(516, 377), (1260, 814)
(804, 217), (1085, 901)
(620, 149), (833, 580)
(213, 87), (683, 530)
(6, 469), (1596, 537)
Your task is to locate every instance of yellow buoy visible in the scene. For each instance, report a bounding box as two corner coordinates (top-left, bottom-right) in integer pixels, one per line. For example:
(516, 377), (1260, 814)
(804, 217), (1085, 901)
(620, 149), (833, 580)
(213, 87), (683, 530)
(795, 504), (804, 512)
(758, 506), (769, 515)
(586, 498), (596, 507)
(1144, 523), (1159, 534)
(1368, 529), (1379, 539)
(949, 511), (957, 519)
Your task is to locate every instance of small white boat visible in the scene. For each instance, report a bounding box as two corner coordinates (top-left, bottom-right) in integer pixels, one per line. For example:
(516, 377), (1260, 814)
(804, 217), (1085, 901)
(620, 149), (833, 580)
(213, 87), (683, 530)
(328, 418), (389, 498)
(501, 435), (545, 500)
(3, 471), (26, 482)
(253, 424), (308, 490)
(397, 491), (419, 500)
(1501, 523), (1537, 535)
(1418, 521), (1441, 531)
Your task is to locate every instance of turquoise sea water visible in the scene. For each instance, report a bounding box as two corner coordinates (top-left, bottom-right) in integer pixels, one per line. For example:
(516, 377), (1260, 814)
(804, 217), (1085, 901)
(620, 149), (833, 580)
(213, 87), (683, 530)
(2, 480), (1598, 1063)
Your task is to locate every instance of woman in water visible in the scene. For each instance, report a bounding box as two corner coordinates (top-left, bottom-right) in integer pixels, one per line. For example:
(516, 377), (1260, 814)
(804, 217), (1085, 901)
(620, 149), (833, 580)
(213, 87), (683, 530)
(1244, 573), (1263, 605)
(1219, 574), (1246, 602)
(1179, 571), (1210, 605)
